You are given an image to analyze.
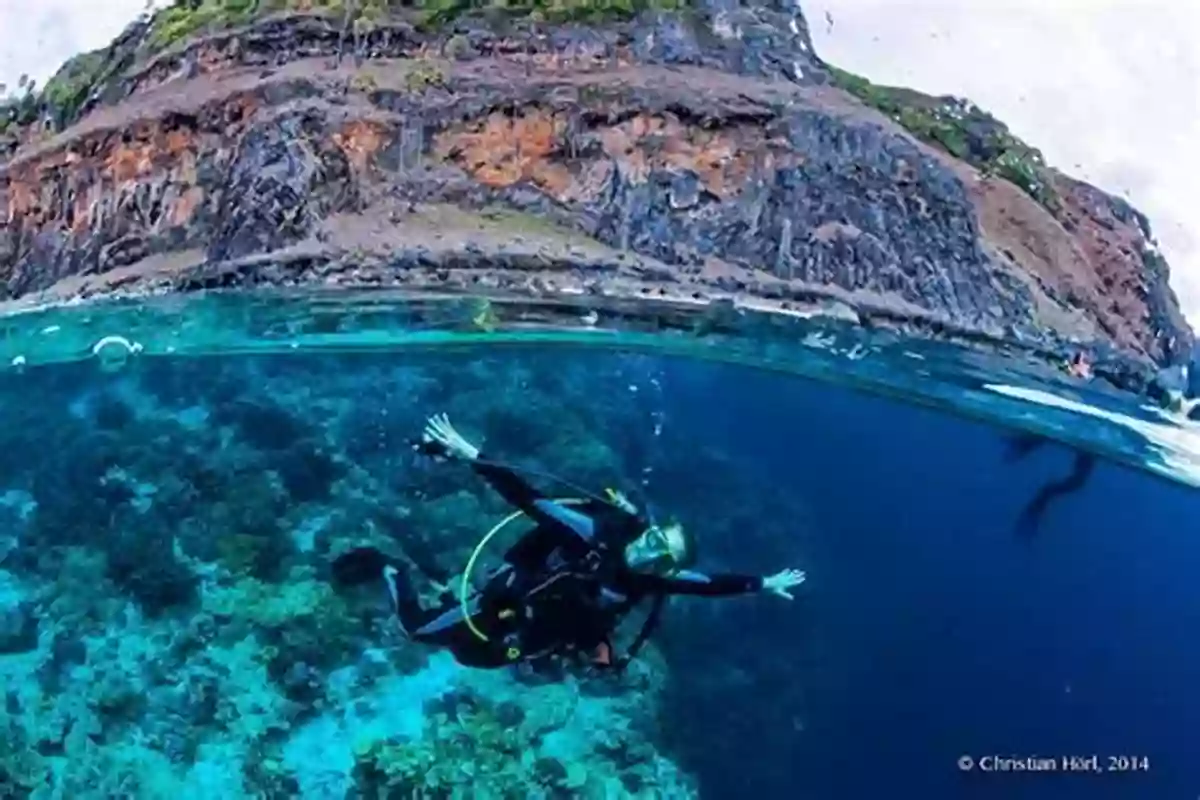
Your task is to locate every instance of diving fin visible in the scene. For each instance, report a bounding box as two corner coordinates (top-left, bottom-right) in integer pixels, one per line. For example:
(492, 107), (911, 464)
(331, 547), (390, 588)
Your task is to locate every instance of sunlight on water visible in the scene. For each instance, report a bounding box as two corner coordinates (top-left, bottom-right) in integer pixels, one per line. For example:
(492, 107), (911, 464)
(0, 289), (1189, 492)
(987, 383), (1200, 488)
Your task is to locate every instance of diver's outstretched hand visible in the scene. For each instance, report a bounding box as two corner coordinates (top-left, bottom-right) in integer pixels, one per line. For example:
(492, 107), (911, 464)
(762, 568), (806, 600)
(422, 413), (481, 461)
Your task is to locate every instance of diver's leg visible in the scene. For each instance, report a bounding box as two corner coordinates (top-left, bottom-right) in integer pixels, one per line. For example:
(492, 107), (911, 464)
(382, 563), (433, 637)
(331, 547), (440, 636)
(402, 591), (516, 668)
(1015, 452), (1096, 537)
(446, 635), (514, 669)
(401, 580), (496, 644)
(1064, 453), (1096, 492)
(1016, 492), (1052, 538)
(333, 548), (512, 667)
(1005, 432), (1046, 463)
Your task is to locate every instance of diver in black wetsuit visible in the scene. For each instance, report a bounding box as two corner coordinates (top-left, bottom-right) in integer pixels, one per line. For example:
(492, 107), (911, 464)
(332, 414), (807, 670)
(1005, 433), (1097, 537)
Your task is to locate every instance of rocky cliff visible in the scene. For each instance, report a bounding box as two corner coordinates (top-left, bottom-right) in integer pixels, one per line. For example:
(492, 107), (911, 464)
(0, 0), (1192, 386)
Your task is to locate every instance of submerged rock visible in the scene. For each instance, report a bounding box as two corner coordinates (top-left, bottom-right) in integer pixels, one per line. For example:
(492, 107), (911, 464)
(0, 0), (1190, 388)
(0, 570), (35, 654)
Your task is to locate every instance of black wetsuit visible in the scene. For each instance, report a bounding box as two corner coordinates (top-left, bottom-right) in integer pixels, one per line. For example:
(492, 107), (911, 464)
(1006, 434), (1097, 537)
(336, 455), (767, 669)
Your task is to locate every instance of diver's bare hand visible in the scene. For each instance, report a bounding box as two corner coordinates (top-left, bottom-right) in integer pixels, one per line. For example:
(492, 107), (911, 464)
(762, 568), (806, 600)
(423, 413), (480, 461)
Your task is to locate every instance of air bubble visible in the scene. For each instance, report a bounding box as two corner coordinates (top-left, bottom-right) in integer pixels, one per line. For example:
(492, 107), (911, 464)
(92, 335), (144, 373)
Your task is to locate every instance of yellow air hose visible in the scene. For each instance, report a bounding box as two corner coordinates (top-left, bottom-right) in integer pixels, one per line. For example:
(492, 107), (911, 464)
(460, 497), (592, 643)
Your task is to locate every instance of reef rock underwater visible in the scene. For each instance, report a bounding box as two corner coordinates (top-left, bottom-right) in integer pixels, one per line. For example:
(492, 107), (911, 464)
(0, 350), (709, 798)
(1, 1), (1199, 799)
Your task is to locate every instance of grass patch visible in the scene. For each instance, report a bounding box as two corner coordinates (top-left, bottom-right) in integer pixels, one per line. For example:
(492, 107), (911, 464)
(145, 0), (686, 50)
(149, 0), (279, 51)
(828, 65), (1059, 211)
(404, 57), (447, 91)
(415, 0), (685, 28)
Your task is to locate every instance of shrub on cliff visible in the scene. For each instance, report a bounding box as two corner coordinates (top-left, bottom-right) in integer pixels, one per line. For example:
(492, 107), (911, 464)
(0, 85), (42, 135)
(144, 0), (687, 53)
(417, 0), (687, 26)
(41, 50), (109, 129)
(827, 65), (1059, 212)
(150, 0), (263, 50)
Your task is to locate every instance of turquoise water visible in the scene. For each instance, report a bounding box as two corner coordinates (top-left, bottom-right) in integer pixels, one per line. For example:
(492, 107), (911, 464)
(3, 290), (1197, 485)
(0, 289), (1197, 798)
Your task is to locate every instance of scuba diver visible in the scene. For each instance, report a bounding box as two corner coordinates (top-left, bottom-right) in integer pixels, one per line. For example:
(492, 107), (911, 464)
(1005, 432), (1096, 538)
(332, 413), (807, 671)
(1145, 363), (1200, 421)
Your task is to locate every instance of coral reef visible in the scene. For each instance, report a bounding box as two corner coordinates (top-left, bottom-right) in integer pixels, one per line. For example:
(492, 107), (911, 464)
(0, 0), (1190, 395)
(303, 651), (689, 798)
(0, 350), (765, 797)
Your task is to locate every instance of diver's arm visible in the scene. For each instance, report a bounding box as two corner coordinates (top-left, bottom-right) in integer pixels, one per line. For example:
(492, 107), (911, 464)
(421, 414), (598, 547)
(470, 457), (547, 513)
(630, 570), (765, 597)
(477, 457), (601, 567)
(631, 567), (805, 599)
(470, 457), (600, 546)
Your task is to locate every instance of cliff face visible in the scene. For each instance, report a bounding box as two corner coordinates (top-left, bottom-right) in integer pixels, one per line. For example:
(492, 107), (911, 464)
(0, 0), (1192, 379)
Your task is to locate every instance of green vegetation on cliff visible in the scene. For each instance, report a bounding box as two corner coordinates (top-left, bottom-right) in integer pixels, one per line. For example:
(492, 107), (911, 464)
(827, 65), (1059, 211)
(0, 0), (683, 140)
(148, 0), (685, 50)
(42, 50), (110, 128)
(1, 47), (110, 137)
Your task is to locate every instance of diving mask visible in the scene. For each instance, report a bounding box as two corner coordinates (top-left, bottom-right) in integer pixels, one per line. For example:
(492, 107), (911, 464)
(626, 523), (688, 573)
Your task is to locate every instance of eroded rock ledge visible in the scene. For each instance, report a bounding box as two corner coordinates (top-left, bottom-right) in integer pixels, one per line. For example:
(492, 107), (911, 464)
(0, 1), (1191, 393)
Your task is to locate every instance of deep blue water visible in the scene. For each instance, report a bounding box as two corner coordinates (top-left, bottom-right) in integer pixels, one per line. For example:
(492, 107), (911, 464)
(655, 361), (1199, 799)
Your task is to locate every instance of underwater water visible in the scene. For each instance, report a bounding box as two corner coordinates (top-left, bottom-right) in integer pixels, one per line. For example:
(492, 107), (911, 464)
(0, 292), (1197, 799)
